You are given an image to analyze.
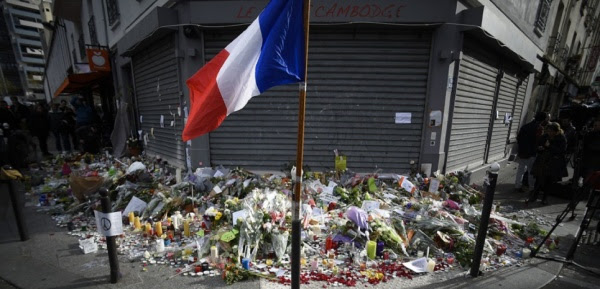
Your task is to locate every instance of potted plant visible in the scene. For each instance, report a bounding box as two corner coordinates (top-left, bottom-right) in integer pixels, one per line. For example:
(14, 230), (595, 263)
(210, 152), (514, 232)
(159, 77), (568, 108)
(127, 136), (142, 156)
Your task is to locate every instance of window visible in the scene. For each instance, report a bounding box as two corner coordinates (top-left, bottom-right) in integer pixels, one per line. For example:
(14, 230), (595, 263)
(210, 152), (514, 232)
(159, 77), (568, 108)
(105, 0), (120, 26)
(88, 16), (98, 45)
(534, 0), (552, 36)
(78, 33), (86, 62)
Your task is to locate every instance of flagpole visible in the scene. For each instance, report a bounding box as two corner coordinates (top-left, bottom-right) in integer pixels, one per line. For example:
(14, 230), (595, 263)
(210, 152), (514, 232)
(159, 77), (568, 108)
(291, 0), (311, 288)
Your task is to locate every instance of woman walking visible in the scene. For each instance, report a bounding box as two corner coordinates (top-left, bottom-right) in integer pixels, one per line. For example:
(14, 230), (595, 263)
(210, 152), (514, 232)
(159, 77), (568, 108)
(528, 122), (568, 205)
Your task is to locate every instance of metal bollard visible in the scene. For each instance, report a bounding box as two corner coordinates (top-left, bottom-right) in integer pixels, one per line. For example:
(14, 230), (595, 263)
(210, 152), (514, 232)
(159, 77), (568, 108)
(3, 179), (29, 241)
(99, 188), (120, 283)
(470, 162), (500, 277)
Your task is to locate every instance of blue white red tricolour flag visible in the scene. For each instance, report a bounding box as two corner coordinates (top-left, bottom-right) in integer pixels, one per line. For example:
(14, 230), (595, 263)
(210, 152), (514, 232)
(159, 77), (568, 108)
(182, 0), (304, 141)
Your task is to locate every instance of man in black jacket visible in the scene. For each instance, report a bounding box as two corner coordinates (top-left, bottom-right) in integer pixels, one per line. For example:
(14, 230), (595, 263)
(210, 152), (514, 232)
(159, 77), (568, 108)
(514, 111), (549, 192)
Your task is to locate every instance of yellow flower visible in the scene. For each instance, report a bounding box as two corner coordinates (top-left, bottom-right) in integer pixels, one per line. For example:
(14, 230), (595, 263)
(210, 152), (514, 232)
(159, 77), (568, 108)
(215, 211), (223, 220)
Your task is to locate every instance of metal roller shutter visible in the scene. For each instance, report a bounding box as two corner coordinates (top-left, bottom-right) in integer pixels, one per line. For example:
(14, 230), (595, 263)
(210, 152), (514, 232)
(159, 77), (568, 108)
(133, 35), (185, 167)
(446, 45), (499, 172)
(487, 71), (518, 162)
(509, 77), (528, 142)
(206, 26), (431, 172)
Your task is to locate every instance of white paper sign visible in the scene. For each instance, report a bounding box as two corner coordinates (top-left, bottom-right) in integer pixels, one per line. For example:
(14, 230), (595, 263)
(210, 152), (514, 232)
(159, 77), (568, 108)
(403, 257), (428, 273)
(395, 112), (412, 124)
(213, 185), (222, 194)
(361, 200), (380, 212)
(94, 211), (123, 237)
(79, 238), (98, 254)
(319, 192), (340, 204)
(122, 196), (147, 216)
(428, 178), (440, 193)
(232, 210), (248, 225)
(400, 178), (416, 194)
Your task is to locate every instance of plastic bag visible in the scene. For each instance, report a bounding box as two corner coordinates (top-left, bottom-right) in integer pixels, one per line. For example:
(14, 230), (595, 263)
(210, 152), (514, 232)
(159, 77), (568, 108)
(271, 230), (289, 261)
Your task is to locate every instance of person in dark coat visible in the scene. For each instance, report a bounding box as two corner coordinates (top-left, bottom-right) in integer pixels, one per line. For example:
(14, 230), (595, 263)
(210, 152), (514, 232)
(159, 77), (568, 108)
(581, 116), (600, 180)
(28, 104), (52, 156)
(0, 100), (17, 129)
(528, 122), (567, 205)
(10, 96), (30, 130)
(515, 112), (549, 192)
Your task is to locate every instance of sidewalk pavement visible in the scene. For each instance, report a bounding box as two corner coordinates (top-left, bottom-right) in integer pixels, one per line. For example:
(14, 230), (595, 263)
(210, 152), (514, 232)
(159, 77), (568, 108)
(0, 160), (597, 289)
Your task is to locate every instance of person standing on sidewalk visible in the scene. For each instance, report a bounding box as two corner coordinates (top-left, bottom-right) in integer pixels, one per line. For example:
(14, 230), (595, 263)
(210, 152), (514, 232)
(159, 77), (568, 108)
(28, 103), (52, 157)
(515, 112), (549, 193)
(528, 122), (567, 205)
(50, 103), (72, 153)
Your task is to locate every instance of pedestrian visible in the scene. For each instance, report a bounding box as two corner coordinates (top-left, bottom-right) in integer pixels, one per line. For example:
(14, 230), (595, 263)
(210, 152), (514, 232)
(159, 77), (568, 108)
(559, 115), (576, 162)
(28, 103), (52, 157)
(581, 115), (600, 180)
(528, 122), (567, 205)
(70, 95), (96, 127)
(10, 96), (30, 130)
(0, 100), (17, 129)
(514, 112), (549, 193)
(61, 105), (78, 150)
(49, 103), (71, 153)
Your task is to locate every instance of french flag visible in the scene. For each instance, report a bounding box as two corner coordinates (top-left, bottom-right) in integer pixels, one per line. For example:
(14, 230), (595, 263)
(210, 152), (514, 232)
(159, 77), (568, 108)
(182, 0), (305, 141)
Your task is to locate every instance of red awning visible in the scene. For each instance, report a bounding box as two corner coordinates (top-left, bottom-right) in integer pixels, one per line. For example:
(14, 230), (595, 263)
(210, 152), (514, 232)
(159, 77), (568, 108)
(53, 71), (110, 98)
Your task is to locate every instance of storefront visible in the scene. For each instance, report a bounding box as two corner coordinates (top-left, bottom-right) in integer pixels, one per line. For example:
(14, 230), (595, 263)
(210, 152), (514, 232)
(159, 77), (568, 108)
(118, 0), (541, 174)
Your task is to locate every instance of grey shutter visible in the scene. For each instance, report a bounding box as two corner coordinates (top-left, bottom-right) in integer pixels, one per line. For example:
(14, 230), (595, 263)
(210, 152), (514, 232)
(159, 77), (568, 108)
(509, 77), (528, 142)
(487, 71), (518, 162)
(446, 45), (498, 172)
(133, 35), (185, 167)
(205, 26), (431, 172)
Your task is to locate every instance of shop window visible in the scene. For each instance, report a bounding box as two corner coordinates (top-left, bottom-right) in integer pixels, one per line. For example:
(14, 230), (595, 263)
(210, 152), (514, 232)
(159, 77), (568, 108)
(105, 0), (120, 26)
(534, 0), (552, 37)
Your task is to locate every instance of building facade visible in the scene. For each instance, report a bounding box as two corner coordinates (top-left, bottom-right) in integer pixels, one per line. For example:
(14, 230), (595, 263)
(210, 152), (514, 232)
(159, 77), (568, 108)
(43, 0), (600, 175)
(0, 0), (46, 100)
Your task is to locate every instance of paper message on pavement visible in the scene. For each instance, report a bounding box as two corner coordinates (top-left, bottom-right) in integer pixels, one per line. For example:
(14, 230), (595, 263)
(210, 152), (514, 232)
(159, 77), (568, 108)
(79, 238), (98, 254)
(361, 200), (380, 212)
(428, 178), (440, 193)
(123, 196), (147, 215)
(403, 257), (428, 273)
(94, 211), (123, 237)
(232, 210), (248, 226)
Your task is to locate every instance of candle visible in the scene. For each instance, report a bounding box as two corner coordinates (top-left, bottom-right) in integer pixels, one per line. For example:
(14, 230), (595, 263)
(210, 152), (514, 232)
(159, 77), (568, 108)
(210, 246), (219, 261)
(134, 216), (141, 230)
(325, 236), (334, 251)
(383, 251), (390, 260)
(310, 259), (318, 271)
(417, 250), (424, 257)
(300, 257), (307, 266)
(128, 212), (135, 225)
(367, 241), (376, 260)
(183, 220), (190, 237)
(426, 246), (430, 258)
(376, 241), (385, 257)
(145, 223), (152, 235)
(241, 258), (250, 270)
(155, 222), (163, 237)
(426, 259), (435, 273)
(266, 259), (273, 266)
(522, 248), (531, 258)
(156, 239), (165, 252)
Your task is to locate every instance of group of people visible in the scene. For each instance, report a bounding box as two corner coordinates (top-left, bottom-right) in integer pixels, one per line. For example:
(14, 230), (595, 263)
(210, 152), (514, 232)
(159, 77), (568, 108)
(0, 95), (98, 161)
(515, 110), (600, 205)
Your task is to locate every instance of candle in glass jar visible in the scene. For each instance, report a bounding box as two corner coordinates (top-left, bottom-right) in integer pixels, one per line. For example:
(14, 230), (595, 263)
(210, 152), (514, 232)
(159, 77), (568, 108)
(183, 220), (190, 237)
(366, 241), (377, 260)
(134, 216), (141, 230)
(128, 212), (135, 225)
(155, 222), (163, 237)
